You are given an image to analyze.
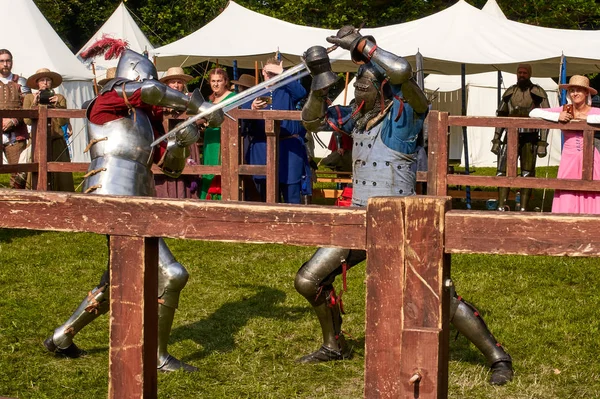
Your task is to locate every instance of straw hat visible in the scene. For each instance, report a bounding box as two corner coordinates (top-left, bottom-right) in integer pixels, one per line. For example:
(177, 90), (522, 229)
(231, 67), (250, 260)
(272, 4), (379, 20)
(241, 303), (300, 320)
(559, 75), (597, 96)
(97, 67), (116, 86)
(231, 74), (256, 88)
(26, 68), (63, 89)
(159, 66), (193, 84)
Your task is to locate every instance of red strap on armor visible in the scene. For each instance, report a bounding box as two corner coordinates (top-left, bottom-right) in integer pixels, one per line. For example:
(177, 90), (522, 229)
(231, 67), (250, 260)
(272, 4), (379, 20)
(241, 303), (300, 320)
(334, 105), (344, 127)
(393, 95), (405, 122)
(367, 45), (378, 60)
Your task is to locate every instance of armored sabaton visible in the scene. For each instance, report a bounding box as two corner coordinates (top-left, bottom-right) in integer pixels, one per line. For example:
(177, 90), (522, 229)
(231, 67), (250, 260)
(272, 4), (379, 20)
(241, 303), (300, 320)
(46, 78), (219, 372)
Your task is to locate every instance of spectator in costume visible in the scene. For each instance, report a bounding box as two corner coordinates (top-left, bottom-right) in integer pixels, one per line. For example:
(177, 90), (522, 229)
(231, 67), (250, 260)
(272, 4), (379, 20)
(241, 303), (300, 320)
(247, 57), (310, 203)
(200, 68), (236, 200)
(295, 26), (514, 386)
(530, 75), (600, 213)
(154, 66), (201, 199)
(23, 68), (74, 192)
(492, 64), (550, 211)
(0, 49), (30, 189)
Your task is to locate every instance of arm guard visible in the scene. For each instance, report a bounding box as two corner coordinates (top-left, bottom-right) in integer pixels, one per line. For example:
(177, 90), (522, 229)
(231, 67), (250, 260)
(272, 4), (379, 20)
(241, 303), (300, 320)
(401, 78), (429, 114)
(360, 40), (412, 86)
(301, 90), (328, 133)
(157, 123), (200, 178)
(138, 80), (193, 112)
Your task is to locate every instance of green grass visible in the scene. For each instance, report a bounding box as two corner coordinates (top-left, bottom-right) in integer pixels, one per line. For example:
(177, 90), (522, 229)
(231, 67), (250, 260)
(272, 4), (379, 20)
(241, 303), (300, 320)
(1, 230), (600, 399)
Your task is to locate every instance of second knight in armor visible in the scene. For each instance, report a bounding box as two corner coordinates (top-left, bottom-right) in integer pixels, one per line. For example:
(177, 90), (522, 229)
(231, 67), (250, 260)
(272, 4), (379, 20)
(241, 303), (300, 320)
(492, 64), (550, 211)
(43, 47), (224, 372)
(296, 26), (514, 386)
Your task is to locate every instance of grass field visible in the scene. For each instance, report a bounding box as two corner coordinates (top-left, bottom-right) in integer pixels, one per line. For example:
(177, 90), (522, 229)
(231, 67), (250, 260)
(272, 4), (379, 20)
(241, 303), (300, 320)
(2, 168), (600, 398)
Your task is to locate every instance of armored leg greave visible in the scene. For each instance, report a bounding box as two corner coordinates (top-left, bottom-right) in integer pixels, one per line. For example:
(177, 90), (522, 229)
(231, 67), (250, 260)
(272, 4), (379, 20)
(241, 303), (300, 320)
(295, 248), (359, 362)
(50, 281), (110, 350)
(496, 145), (509, 210)
(450, 295), (511, 367)
(156, 239), (193, 371)
(519, 141), (537, 211)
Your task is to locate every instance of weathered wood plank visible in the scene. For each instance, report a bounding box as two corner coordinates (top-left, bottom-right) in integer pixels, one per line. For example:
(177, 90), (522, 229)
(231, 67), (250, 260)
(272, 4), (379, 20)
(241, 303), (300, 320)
(447, 175), (600, 191)
(34, 107), (48, 191)
(445, 210), (600, 256)
(582, 130), (594, 181)
(0, 190), (366, 249)
(447, 115), (600, 131)
(365, 196), (450, 399)
(0, 163), (39, 173)
(108, 236), (158, 399)
(505, 128), (518, 178)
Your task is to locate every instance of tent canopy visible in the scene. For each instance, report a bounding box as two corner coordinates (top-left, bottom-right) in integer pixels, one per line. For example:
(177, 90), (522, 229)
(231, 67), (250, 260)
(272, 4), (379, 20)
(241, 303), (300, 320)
(2, 0), (94, 162)
(77, 2), (154, 80)
(154, 0), (600, 77)
(3, 0), (93, 81)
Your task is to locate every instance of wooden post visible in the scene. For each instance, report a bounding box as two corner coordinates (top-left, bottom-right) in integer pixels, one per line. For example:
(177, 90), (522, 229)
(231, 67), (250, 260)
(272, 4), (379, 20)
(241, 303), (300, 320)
(506, 127), (518, 178)
(365, 196), (450, 399)
(34, 105), (49, 191)
(582, 129), (594, 181)
(265, 119), (280, 203)
(108, 236), (158, 399)
(221, 116), (240, 201)
(427, 111), (449, 196)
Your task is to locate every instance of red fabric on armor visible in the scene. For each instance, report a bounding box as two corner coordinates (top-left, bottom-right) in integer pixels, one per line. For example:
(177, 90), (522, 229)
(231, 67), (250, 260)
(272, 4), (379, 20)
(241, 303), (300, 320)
(89, 89), (167, 161)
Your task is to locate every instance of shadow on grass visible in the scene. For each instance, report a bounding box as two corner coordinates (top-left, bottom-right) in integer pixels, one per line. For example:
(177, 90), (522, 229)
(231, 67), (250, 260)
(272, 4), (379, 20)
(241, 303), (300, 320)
(0, 228), (43, 243)
(171, 284), (310, 361)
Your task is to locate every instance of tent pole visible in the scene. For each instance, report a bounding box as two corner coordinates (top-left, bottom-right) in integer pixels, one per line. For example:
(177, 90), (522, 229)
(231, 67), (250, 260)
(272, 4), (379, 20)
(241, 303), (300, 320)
(91, 62), (99, 96)
(255, 61), (259, 84)
(497, 70), (502, 107)
(461, 63), (472, 209)
(343, 72), (350, 106)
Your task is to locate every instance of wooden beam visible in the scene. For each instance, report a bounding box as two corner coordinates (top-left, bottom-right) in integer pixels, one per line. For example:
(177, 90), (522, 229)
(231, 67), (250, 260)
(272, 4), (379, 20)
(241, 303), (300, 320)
(445, 210), (600, 256)
(0, 190), (366, 249)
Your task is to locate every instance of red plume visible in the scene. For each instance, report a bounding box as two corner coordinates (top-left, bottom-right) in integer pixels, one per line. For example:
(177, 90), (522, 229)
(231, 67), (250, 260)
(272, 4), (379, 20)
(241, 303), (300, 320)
(80, 35), (129, 61)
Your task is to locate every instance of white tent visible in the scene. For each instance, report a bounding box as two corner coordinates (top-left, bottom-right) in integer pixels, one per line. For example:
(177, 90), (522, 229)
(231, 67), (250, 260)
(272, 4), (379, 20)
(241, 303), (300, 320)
(77, 2), (154, 82)
(152, 1), (340, 71)
(421, 0), (561, 168)
(3, 0), (95, 162)
(154, 0), (600, 77)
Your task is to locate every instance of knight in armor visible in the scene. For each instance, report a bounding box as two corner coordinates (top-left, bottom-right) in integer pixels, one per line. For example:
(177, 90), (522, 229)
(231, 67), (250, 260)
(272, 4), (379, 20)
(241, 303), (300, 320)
(0, 49), (30, 189)
(491, 64), (550, 211)
(295, 26), (514, 385)
(42, 43), (224, 372)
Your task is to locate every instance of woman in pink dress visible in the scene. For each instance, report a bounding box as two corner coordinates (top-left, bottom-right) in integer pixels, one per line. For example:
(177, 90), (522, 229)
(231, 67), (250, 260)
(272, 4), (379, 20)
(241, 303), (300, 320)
(529, 75), (600, 214)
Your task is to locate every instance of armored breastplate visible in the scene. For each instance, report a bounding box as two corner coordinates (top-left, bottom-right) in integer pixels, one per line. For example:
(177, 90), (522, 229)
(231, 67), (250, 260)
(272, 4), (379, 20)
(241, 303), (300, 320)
(83, 109), (156, 197)
(351, 118), (416, 207)
(507, 88), (535, 117)
(0, 81), (21, 109)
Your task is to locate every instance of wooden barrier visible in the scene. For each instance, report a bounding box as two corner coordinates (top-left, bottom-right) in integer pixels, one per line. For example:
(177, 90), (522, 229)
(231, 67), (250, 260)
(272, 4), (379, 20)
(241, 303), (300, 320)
(3, 109), (600, 398)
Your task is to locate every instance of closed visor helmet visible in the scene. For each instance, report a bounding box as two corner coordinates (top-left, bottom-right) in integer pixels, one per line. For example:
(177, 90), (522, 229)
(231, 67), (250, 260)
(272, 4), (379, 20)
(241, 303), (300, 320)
(116, 49), (158, 81)
(354, 61), (392, 112)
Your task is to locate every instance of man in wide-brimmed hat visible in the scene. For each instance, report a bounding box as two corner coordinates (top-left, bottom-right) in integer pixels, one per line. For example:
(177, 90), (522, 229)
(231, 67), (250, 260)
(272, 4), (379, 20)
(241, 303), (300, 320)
(159, 66), (193, 93)
(492, 63), (550, 212)
(22, 67), (73, 192)
(26, 68), (63, 107)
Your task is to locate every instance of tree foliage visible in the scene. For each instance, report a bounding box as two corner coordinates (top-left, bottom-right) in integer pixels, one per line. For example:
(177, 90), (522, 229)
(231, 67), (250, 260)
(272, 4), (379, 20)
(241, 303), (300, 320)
(33, 0), (600, 53)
